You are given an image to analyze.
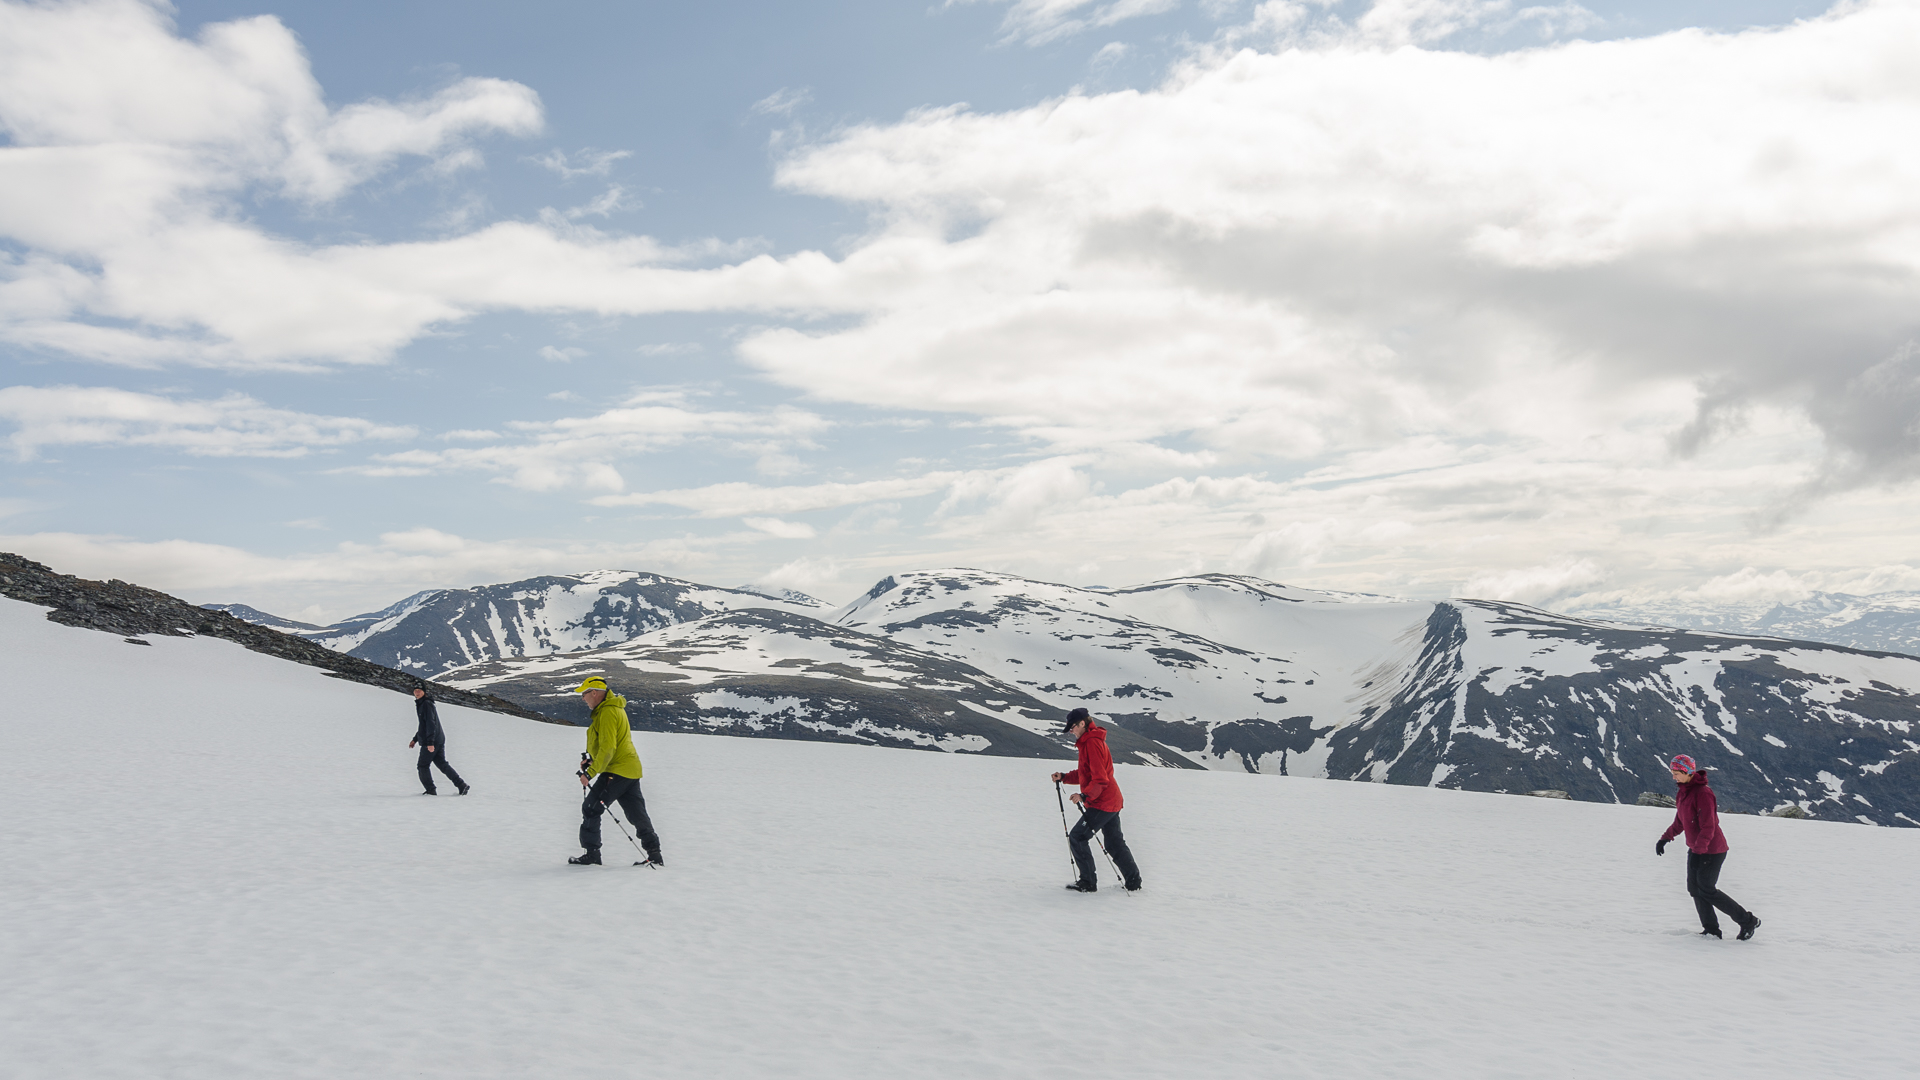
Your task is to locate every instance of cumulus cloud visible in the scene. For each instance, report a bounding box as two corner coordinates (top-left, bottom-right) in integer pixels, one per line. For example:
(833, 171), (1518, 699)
(749, 0), (1920, 515)
(0, 385), (414, 459)
(0, 1), (853, 371)
(11, 0), (1920, 610)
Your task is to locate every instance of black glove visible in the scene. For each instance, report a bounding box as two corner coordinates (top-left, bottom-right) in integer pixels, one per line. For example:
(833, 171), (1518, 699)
(1655, 838), (1668, 856)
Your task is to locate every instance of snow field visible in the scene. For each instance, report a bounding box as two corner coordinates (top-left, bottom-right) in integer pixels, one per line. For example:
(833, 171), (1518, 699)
(3, 597), (1917, 1080)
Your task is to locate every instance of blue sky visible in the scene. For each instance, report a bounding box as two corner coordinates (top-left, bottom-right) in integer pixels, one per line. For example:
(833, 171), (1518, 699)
(5, 0), (1918, 620)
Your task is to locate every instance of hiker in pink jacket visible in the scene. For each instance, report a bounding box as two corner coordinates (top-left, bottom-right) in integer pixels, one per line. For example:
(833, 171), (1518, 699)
(1656, 754), (1761, 940)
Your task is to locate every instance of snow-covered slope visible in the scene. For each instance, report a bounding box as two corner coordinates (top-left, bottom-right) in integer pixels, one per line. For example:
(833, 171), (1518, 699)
(217, 570), (828, 676)
(5, 594), (1917, 1080)
(1566, 590), (1920, 657)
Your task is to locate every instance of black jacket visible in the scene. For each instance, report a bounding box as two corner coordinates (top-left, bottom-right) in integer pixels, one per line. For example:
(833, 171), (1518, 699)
(414, 693), (445, 746)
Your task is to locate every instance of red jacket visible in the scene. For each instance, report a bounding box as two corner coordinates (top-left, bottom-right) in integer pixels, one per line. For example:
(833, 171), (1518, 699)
(1660, 771), (1729, 855)
(1060, 723), (1124, 812)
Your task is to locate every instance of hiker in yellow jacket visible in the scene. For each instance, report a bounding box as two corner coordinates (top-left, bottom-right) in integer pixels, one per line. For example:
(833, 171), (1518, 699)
(569, 676), (663, 866)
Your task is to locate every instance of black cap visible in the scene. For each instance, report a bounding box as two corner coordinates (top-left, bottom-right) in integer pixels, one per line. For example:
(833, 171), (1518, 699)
(1060, 707), (1092, 733)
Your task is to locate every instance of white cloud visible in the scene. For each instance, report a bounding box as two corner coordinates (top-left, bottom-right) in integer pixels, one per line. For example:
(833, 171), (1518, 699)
(592, 472), (971, 515)
(954, 0), (1181, 46)
(1457, 558), (1606, 606)
(530, 148), (631, 179)
(742, 517), (818, 539)
(0, 527), (742, 620)
(0, 3), (859, 371)
(751, 88), (812, 117)
(747, 0), (1920, 515)
(0, 384), (414, 459)
(11, 0), (1920, 611)
(539, 345), (587, 362)
(339, 393), (831, 492)
(748, 556), (845, 598)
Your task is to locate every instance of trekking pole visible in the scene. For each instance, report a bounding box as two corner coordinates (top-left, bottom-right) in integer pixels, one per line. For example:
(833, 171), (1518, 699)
(1054, 781), (1078, 879)
(579, 754), (653, 868)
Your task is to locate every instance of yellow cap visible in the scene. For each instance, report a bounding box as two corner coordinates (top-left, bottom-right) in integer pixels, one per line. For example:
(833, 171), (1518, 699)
(573, 676), (609, 693)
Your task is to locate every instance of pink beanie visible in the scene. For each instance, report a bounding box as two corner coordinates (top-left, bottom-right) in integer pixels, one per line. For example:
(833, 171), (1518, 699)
(1668, 754), (1698, 775)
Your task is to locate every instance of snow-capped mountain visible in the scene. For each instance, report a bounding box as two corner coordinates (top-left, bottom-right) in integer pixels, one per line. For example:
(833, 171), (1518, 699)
(209, 571), (827, 676)
(1564, 591), (1920, 657)
(1345, 600), (1920, 827)
(201, 602), (324, 633)
(441, 607), (1191, 767)
(430, 567), (1920, 826)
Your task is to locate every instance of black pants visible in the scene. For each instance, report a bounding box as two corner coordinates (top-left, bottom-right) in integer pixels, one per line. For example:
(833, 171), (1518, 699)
(581, 773), (660, 857)
(417, 745), (465, 794)
(1686, 852), (1752, 933)
(1070, 808), (1142, 889)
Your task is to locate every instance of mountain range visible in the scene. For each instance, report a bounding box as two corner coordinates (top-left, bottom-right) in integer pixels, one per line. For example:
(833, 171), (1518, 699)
(1562, 592), (1920, 657)
(210, 566), (1920, 828)
(209, 571), (826, 676)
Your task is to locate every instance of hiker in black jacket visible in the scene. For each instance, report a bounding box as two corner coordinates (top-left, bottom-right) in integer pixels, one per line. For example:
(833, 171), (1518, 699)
(410, 688), (469, 795)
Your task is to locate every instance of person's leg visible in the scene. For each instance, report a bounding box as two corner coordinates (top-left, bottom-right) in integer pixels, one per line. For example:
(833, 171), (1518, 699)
(579, 773), (615, 852)
(1688, 853), (1727, 934)
(431, 748), (467, 792)
(1700, 853), (1753, 926)
(613, 778), (661, 860)
(417, 745), (437, 794)
(1100, 814), (1142, 890)
(1066, 815), (1099, 887)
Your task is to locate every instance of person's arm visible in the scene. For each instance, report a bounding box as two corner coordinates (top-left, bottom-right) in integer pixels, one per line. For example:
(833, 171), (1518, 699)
(1077, 741), (1114, 807)
(586, 713), (615, 776)
(1694, 787), (1718, 851)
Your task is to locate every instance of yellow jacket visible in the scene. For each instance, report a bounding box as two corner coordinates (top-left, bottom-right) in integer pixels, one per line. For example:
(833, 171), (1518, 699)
(585, 693), (643, 779)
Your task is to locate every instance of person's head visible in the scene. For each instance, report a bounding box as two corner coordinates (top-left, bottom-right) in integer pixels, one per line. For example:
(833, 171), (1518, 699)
(412, 687), (426, 699)
(1668, 754), (1698, 782)
(1060, 707), (1092, 737)
(575, 676), (609, 709)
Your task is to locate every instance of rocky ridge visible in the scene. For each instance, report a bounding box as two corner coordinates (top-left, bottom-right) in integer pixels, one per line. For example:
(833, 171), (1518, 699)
(0, 553), (562, 726)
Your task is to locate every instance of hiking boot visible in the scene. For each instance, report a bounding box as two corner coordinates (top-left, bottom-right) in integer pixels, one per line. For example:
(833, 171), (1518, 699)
(1124, 880), (1143, 893)
(421, 790), (437, 796)
(1737, 916), (1761, 941)
(568, 849), (602, 866)
(456, 785), (470, 796)
(1064, 881), (1097, 893)
(646, 852), (664, 867)
(1699, 928), (1722, 939)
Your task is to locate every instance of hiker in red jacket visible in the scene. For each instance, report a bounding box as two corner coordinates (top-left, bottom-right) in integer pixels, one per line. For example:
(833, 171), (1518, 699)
(1657, 754), (1761, 940)
(1050, 708), (1143, 893)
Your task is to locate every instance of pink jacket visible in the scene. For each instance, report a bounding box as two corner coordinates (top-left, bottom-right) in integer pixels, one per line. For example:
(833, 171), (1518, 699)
(1660, 771), (1729, 855)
